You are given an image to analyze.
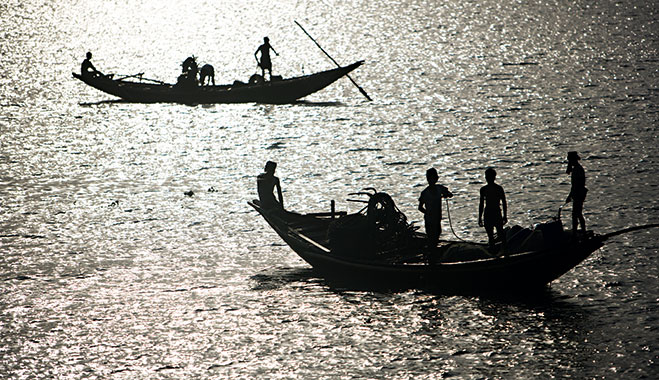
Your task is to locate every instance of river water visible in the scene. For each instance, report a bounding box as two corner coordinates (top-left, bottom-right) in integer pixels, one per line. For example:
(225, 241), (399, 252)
(1, 0), (658, 378)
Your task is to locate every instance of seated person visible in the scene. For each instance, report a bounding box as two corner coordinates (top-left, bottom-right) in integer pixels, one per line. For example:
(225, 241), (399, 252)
(257, 161), (284, 210)
(80, 52), (101, 77)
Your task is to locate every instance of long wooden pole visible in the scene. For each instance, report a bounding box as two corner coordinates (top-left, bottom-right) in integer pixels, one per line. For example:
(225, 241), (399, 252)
(294, 20), (372, 101)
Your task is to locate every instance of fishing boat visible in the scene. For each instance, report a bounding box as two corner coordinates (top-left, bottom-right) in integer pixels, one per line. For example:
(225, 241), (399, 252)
(72, 61), (363, 104)
(249, 189), (657, 294)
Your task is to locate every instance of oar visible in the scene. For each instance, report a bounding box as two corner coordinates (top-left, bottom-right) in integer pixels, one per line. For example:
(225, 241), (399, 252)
(116, 72), (144, 81)
(294, 20), (372, 101)
(139, 77), (167, 85)
(602, 223), (659, 240)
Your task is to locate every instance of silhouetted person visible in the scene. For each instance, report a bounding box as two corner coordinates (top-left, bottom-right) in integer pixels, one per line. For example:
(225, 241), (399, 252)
(478, 168), (508, 252)
(80, 52), (101, 78)
(257, 161), (284, 210)
(254, 37), (278, 79)
(180, 56), (199, 85)
(182, 56), (198, 75)
(199, 64), (215, 86)
(565, 151), (587, 235)
(418, 168), (453, 247)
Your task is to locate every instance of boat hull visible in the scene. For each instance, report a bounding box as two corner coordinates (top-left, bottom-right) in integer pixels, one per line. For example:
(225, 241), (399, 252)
(250, 201), (604, 294)
(73, 61), (363, 104)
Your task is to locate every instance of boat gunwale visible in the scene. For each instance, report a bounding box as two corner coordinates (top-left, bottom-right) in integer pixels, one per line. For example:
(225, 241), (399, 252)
(72, 60), (364, 104)
(248, 200), (603, 271)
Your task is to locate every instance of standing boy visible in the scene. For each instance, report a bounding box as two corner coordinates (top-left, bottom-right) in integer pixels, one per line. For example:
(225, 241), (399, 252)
(418, 168), (453, 247)
(565, 151), (587, 235)
(478, 168), (508, 251)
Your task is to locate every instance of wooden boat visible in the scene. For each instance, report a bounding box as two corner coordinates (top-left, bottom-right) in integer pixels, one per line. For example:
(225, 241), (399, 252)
(249, 190), (658, 294)
(72, 61), (363, 104)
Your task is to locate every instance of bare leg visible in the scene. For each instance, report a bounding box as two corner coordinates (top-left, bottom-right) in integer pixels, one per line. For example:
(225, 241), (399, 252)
(572, 199), (585, 234)
(578, 215), (586, 233)
(495, 223), (507, 255)
(485, 224), (495, 248)
(426, 223), (440, 248)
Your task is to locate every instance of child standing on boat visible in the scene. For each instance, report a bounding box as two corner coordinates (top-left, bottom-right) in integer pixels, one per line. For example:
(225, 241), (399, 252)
(566, 151), (587, 235)
(418, 168), (453, 247)
(478, 168), (508, 252)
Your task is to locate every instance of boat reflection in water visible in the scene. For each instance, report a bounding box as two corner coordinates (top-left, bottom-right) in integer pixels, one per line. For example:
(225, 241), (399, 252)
(249, 188), (658, 295)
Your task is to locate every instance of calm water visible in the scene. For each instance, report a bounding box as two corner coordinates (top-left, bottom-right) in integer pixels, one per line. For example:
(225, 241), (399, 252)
(1, 0), (658, 378)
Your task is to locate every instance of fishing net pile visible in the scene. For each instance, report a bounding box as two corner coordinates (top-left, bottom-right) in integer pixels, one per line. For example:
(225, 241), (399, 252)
(327, 192), (420, 258)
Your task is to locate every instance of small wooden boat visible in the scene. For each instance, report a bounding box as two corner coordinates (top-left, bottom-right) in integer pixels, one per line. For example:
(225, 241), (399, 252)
(249, 190), (658, 294)
(72, 61), (363, 104)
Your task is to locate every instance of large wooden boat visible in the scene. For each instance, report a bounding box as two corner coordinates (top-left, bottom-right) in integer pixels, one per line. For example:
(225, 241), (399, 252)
(72, 61), (363, 104)
(249, 190), (657, 294)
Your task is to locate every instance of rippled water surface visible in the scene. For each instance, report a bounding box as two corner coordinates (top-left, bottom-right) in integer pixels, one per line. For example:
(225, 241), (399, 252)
(1, 0), (658, 378)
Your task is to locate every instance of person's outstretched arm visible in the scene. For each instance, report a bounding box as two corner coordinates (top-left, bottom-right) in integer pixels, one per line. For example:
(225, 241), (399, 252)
(276, 179), (284, 209)
(501, 189), (508, 224)
(478, 191), (484, 227)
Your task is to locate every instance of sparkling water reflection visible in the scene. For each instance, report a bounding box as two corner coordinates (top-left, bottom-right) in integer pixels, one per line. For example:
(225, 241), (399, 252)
(1, 0), (658, 379)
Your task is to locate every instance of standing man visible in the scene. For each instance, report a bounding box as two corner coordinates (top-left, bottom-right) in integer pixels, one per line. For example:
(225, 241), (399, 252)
(565, 151), (587, 235)
(478, 168), (508, 251)
(254, 37), (278, 80)
(418, 168), (453, 247)
(257, 161), (284, 210)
